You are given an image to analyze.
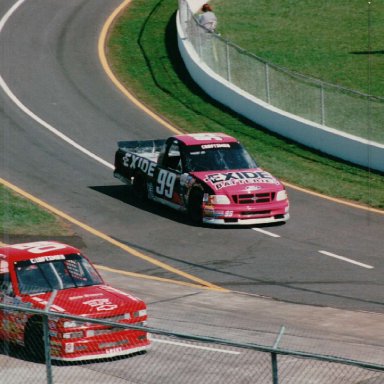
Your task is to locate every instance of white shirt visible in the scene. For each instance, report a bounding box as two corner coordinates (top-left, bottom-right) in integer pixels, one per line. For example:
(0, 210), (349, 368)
(199, 11), (217, 32)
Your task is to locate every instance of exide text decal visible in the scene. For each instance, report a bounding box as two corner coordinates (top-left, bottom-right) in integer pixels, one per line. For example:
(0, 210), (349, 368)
(122, 153), (156, 177)
(204, 171), (279, 190)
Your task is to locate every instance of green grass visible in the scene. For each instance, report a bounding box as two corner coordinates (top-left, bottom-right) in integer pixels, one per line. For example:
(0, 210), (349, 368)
(214, 0), (384, 95)
(1, 0), (383, 239)
(0, 186), (72, 238)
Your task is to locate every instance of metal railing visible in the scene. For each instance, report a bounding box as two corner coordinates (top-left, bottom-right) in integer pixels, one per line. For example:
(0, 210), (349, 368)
(178, 0), (384, 144)
(1, 303), (384, 383)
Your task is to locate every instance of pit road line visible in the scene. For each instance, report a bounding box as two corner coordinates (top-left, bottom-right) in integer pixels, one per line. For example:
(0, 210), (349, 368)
(252, 228), (280, 238)
(152, 338), (241, 354)
(318, 250), (374, 269)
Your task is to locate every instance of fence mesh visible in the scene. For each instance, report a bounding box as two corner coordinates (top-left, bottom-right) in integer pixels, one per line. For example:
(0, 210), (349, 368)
(179, 0), (384, 144)
(1, 303), (384, 384)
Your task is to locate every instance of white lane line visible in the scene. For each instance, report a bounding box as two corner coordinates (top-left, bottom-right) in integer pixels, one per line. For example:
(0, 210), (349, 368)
(252, 228), (280, 238)
(152, 338), (241, 355)
(0, 0), (113, 170)
(318, 250), (374, 269)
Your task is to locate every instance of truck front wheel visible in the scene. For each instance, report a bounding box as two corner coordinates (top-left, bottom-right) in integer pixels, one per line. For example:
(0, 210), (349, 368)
(25, 318), (45, 362)
(188, 189), (204, 224)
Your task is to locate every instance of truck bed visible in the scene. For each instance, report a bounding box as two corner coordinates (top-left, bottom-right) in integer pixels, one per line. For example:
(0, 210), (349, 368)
(117, 139), (165, 162)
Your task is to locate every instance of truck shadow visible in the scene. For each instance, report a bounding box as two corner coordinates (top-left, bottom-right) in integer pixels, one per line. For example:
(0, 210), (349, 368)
(89, 185), (188, 225)
(89, 185), (286, 230)
(0, 342), (34, 363)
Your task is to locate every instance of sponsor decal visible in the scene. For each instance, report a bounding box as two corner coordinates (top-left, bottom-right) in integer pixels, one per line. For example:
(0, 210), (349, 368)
(180, 173), (194, 188)
(203, 206), (215, 217)
(83, 298), (118, 311)
(30, 255), (65, 264)
(106, 347), (123, 354)
(122, 153), (156, 177)
(204, 171), (279, 191)
(65, 343), (75, 353)
(244, 186), (262, 192)
(69, 293), (103, 301)
(201, 143), (230, 149)
(156, 169), (176, 199)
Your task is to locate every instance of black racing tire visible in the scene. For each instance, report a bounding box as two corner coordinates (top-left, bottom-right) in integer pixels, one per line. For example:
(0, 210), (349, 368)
(133, 174), (148, 202)
(25, 318), (45, 362)
(188, 189), (204, 224)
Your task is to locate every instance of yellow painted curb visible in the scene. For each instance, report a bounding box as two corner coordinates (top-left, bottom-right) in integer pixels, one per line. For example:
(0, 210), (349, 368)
(98, 0), (181, 135)
(0, 177), (227, 291)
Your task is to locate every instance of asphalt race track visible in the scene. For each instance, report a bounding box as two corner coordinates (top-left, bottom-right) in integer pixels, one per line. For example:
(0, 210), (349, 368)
(1, 0), (384, 318)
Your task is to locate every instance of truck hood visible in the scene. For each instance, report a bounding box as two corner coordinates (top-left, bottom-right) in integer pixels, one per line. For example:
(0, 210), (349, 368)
(24, 285), (145, 317)
(191, 168), (283, 194)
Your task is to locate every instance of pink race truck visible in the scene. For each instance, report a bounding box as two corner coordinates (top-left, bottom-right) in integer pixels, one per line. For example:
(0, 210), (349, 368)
(114, 132), (289, 225)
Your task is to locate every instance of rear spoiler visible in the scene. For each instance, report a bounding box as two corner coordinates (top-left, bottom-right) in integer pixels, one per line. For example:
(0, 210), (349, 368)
(117, 139), (166, 154)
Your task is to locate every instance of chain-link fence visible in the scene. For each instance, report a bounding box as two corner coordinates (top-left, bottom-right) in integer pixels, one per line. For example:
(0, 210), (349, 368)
(1, 303), (384, 384)
(179, 0), (384, 144)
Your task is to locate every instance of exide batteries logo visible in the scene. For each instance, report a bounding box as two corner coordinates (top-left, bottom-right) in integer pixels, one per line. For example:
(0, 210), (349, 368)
(204, 171), (279, 190)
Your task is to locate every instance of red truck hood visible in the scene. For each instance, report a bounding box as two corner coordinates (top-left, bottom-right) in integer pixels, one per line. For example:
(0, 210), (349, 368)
(23, 285), (145, 317)
(191, 168), (283, 194)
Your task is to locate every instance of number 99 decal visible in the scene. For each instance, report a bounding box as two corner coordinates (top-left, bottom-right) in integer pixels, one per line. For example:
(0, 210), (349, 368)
(156, 169), (177, 198)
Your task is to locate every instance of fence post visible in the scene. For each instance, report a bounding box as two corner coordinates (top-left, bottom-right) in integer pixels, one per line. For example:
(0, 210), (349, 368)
(320, 84), (325, 125)
(271, 326), (285, 384)
(226, 41), (231, 82)
(45, 290), (58, 384)
(265, 63), (271, 103)
(44, 314), (53, 384)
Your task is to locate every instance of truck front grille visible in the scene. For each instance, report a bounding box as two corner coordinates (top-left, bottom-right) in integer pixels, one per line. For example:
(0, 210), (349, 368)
(232, 192), (275, 204)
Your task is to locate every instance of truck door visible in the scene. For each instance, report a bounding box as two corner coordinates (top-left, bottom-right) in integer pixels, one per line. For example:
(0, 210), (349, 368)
(153, 140), (185, 208)
(0, 271), (17, 342)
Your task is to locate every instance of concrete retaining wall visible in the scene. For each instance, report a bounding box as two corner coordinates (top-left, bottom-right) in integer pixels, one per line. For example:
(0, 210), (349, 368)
(176, 2), (384, 173)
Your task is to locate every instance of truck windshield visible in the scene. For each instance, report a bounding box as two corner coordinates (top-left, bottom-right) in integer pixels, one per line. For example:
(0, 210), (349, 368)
(184, 143), (257, 172)
(15, 254), (103, 294)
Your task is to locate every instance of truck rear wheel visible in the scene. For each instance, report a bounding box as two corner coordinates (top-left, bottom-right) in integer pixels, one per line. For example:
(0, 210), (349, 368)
(188, 189), (204, 224)
(133, 175), (148, 201)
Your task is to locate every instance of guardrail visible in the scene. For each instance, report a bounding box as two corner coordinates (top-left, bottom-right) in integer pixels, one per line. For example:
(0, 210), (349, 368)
(177, 0), (384, 173)
(1, 303), (384, 383)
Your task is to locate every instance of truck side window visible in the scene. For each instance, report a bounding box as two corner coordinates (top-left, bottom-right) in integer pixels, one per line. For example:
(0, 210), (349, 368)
(165, 142), (182, 172)
(0, 273), (13, 297)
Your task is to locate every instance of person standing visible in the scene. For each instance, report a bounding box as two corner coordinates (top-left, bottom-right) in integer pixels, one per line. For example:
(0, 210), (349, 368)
(198, 3), (217, 32)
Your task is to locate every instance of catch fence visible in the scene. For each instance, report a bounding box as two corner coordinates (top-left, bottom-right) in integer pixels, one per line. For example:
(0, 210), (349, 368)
(1, 303), (384, 384)
(178, 0), (384, 144)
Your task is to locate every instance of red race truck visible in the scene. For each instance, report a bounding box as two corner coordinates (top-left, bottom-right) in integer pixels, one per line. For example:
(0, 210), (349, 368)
(0, 241), (149, 361)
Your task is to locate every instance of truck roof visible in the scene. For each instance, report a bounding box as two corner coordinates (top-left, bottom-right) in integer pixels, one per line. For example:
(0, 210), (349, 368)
(174, 133), (238, 146)
(0, 241), (80, 263)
